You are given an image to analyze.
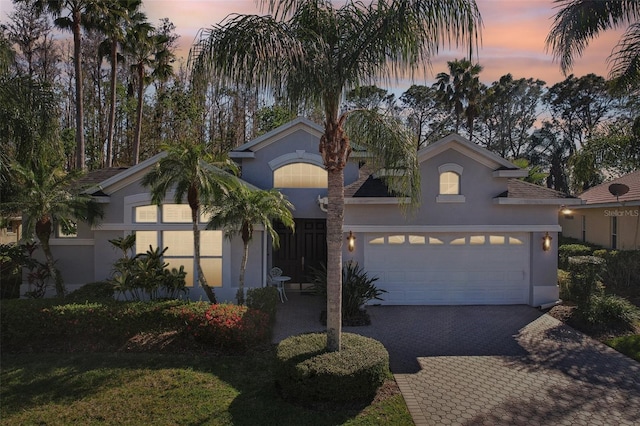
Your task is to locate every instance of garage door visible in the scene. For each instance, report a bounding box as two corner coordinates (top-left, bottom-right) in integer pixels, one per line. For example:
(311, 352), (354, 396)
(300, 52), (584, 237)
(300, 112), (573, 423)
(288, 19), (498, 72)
(364, 233), (530, 305)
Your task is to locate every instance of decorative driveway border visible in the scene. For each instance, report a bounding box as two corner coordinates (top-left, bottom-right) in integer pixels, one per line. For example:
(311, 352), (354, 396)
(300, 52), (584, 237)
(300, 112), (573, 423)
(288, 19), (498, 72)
(273, 295), (640, 425)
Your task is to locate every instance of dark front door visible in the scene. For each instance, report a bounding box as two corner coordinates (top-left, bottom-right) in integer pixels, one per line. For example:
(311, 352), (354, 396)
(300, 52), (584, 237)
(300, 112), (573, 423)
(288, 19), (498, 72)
(273, 219), (327, 283)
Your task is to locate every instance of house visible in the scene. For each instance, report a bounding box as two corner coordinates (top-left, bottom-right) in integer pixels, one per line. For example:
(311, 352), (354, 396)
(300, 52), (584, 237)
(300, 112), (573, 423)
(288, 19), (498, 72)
(560, 170), (640, 250)
(24, 118), (578, 307)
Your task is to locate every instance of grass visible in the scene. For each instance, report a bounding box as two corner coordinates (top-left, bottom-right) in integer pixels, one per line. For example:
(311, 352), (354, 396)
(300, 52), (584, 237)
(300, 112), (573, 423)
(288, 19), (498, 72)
(0, 351), (412, 426)
(605, 335), (640, 362)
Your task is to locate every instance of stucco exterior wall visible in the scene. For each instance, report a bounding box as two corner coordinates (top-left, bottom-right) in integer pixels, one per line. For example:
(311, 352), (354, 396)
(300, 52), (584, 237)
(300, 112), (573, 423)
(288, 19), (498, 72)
(560, 206), (640, 250)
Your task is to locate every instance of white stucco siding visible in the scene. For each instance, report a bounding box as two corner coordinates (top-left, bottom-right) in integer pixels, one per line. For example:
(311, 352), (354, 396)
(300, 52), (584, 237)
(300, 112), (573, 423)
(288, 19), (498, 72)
(363, 232), (530, 305)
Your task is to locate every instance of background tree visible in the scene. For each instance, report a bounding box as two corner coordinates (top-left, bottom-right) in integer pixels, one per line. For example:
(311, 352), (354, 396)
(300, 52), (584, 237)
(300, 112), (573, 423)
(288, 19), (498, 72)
(206, 185), (294, 305)
(189, 0), (481, 351)
(435, 58), (484, 140)
(0, 163), (102, 297)
(399, 85), (450, 147)
(141, 141), (238, 304)
(23, 0), (109, 170)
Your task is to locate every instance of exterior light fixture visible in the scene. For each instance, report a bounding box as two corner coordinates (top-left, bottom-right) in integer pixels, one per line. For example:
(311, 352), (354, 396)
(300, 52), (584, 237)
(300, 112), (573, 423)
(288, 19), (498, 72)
(560, 206), (573, 215)
(542, 232), (552, 251)
(347, 231), (356, 252)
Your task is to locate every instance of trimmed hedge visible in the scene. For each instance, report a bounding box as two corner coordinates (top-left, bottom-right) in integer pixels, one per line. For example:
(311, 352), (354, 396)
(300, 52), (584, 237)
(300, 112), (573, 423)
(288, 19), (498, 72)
(580, 294), (639, 329)
(275, 332), (390, 404)
(592, 249), (640, 289)
(0, 299), (271, 354)
(559, 244), (594, 269)
(246, 286), (279, 324)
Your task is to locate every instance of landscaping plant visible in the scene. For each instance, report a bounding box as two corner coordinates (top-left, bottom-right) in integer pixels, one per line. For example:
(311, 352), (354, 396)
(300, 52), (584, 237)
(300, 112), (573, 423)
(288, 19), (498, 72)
(310, 261), (386, 321)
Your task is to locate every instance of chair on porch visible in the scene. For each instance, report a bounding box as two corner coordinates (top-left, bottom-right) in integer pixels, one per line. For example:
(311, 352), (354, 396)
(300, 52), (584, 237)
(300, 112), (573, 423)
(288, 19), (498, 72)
(267, 266), (289, 302)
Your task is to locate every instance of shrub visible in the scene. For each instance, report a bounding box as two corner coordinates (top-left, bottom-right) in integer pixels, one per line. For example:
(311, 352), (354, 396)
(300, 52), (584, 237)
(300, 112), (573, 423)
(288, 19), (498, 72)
(275, 332), (390, 404)
(557, 269), (572, 301)
(559, 244), (593, 269)
(579, 294), (639, 329)
(246, 286), (279, 324)
(310, 262), (386, 318)
(567, 256), (605, 308)
(593, 249), (640, 290)
(66, 281), (115, 302)
(0, 299), (271, 354)
(172, 303), (271, 351)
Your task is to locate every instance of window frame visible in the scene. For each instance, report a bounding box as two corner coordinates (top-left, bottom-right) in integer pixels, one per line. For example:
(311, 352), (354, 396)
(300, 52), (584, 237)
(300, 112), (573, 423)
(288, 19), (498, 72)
(436, 163), (465, 203)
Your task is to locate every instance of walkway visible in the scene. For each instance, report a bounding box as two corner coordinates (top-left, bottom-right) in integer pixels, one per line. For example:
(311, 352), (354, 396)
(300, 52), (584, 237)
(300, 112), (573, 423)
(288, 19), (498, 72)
(273, 292), (640, 425)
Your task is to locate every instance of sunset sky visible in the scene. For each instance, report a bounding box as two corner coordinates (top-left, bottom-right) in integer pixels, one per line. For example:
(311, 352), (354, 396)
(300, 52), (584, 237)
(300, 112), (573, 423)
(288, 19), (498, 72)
(0, 0), (624, 89)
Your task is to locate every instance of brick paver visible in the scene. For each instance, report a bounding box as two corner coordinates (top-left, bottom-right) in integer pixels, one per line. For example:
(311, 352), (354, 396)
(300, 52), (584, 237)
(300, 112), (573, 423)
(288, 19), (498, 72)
(273, 293), (640, 425)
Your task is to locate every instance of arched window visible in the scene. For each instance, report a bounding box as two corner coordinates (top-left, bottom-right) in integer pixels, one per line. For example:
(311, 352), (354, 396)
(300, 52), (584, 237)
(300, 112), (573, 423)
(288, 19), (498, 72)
(273, 163), (328, 188)
(437, 163), (465, 203)
(439, 171), (460, 195)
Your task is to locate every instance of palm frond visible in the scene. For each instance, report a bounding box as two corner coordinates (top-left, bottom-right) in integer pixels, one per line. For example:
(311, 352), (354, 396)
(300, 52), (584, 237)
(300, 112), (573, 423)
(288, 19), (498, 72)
(609, 22), (640, 93)
(546, 0), (640, 74)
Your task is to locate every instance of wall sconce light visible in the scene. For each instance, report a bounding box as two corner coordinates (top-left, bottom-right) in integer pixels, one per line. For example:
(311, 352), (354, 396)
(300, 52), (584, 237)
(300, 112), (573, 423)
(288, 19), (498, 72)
(347, 231), (356, 252)
(542, 232), (552, 251)
(560, 205), (573, 215)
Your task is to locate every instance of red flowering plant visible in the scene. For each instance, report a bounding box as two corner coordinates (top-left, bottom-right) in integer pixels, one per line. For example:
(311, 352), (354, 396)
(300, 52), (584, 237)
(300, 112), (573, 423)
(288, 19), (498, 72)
(174, 303), (271, 351)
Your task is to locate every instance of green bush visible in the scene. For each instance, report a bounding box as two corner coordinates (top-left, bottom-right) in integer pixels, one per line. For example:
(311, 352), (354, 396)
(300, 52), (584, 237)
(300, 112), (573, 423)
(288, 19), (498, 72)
(579, 294), (639, 329)
(592, 249), (640, 290)
(559, 244), (594, 269)
(246, 286), (278, 324)
(275, 332), (390, 404)
(557, 269), (572, 301)
(0, 299), (272, 354)
(172, 303), (271, 351)
(66, 281), (115, 302)
(567, 256), (605, 308)
(310, 262), (386, 318)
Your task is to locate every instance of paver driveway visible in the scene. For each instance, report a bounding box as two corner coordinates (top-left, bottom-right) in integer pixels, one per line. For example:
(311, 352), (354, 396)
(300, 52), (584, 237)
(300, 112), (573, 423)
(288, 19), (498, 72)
(273, 293), (640, 425)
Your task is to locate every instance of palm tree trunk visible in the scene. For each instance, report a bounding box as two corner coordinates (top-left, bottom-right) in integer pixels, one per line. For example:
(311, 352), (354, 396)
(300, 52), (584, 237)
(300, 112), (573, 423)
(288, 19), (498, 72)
(326, 167), (344, 352)
(133, 63), (144, 165)
(191, 204), (216, 304)
(106, 40), (118, 168)
(238, 240), (249, 305)
(35, 218), (64, 297)
(72, 14), (85, 170)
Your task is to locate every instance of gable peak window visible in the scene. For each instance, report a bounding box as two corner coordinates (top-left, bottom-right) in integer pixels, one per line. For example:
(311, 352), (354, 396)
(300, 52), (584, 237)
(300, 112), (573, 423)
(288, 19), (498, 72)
(436, 163), (465, 203)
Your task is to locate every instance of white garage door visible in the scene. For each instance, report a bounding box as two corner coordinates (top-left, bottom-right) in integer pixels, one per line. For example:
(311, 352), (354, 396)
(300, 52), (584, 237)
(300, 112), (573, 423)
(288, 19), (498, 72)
(364, 233), (530, 305)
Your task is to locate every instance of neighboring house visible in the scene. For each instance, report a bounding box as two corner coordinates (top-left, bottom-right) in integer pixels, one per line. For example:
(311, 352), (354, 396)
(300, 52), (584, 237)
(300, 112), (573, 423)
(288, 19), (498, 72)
(23, 118), (578, 307)
(560, 170), (640, 250)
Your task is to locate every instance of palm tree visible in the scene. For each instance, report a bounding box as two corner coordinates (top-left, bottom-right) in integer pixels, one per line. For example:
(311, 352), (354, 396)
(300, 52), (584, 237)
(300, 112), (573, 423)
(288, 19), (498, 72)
(207, 185), (294, 305)
(141, 142), (238, 304)
(124, 18), (175, 165)
(97, 0), (143, 168)
(435, 59), (484, 140)
(189, 0), (481, 351)
(0, 163), (102, 297)
(23, 0), (108, 170)
(546, 0), (640, 91)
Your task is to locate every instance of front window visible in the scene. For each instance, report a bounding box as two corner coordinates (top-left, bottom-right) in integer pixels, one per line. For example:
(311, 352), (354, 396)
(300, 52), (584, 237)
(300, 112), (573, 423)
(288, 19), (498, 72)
(439, 171), (460, 195)
(273, 162), (328, 188)
(611, 217), (617, 249)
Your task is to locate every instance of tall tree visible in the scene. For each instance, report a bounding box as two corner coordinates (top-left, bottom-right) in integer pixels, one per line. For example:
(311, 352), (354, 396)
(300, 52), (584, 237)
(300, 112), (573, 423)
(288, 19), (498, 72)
(124, 18), (174, 165)
(97, 0), (143, 167)
(190, 0), (481, 352)
(23, 0), (108, 170)
(206, 185), (294, 305)
(0, 163), (102, 297)
(400, 84), (451, 147)
(434, 58), (484, 140)
(141, 142), (238, 304)
(546, 0), (640, 92)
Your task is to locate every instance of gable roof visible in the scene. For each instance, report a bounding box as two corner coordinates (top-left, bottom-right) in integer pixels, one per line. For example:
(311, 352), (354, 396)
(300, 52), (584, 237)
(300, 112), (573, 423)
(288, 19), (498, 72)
(418, 134), (527, 176)
(493, 179), (581, 205)
(578, 170), (640, 205)
(229, 117), (323, 158)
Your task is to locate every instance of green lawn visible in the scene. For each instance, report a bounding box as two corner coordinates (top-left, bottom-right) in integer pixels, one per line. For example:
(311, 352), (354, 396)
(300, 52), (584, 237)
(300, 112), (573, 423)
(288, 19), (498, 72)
(606, 334), (640, 363)
(0, 351), (412, 426)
